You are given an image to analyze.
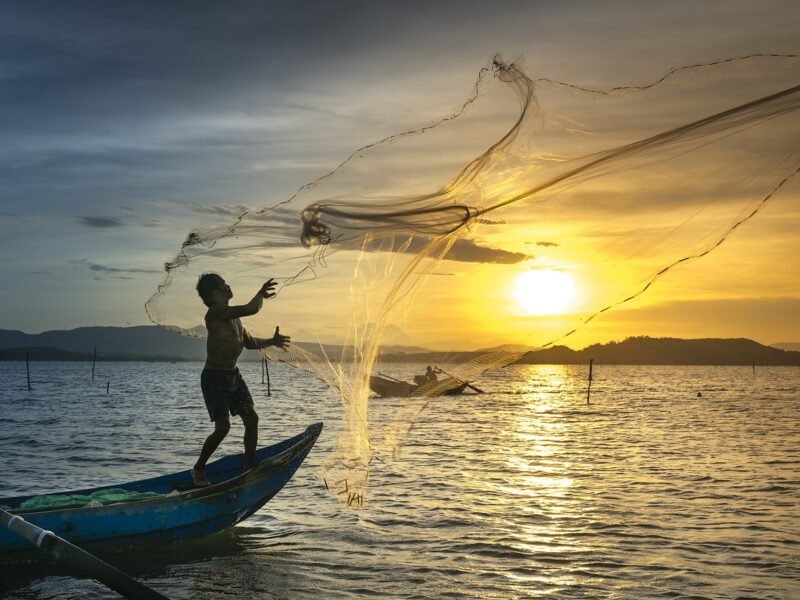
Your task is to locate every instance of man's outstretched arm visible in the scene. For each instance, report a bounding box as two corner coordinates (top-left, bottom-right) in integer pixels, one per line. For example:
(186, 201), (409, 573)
(243, 326), (291, 351)
(207, 279), (276, 321)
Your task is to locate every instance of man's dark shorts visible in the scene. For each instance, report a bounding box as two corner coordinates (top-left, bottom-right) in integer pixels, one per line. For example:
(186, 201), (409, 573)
(201, 368), (254, 422)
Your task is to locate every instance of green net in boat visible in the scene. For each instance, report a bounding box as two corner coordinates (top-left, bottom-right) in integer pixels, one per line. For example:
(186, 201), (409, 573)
(19, 488), (161, 510)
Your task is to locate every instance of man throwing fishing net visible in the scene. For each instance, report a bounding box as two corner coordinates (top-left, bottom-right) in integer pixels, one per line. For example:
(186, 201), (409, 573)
(192, 274), (290, 487)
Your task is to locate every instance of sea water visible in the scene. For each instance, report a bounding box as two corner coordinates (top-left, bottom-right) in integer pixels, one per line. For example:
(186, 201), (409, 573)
(0, 361), (798, 599)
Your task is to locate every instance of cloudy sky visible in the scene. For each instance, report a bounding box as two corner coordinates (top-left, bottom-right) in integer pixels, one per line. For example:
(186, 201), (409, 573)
(1, 0), (798, 348)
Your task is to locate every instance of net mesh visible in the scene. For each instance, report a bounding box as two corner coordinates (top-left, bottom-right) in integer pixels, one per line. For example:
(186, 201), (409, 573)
(146, 54), (800, 504)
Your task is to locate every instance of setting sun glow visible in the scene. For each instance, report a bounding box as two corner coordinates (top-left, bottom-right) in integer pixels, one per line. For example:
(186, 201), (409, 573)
(514, 270), (576, 315)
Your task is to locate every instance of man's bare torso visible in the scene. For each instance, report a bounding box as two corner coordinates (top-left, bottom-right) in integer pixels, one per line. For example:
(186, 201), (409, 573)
(204, 313), (245, 370)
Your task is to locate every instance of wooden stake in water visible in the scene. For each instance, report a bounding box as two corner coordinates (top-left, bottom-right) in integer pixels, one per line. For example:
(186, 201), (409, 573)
(26, 352), (31, 391)
(752, 360), (756, 379)
(265, 357), (271, 397)
(91, 346), (97, 382)
(106, 380), (110, 395)
(586, 358), (594, 404)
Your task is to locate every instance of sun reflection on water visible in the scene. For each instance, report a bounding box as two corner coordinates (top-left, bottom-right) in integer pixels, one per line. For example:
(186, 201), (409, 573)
(497, 365), (579, 511)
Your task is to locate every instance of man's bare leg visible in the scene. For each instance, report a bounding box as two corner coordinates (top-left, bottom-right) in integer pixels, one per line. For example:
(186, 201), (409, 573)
(193, 416), (231, 486)
(239, 405), (259, 471)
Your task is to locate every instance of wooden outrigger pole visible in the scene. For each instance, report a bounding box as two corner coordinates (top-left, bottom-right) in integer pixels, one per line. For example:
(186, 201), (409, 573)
(1, 507), (169, 599)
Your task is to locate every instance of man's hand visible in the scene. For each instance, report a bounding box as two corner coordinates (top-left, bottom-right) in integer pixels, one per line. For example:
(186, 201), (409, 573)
(259, 278), (278, 299)
(270, 326), (290, 350)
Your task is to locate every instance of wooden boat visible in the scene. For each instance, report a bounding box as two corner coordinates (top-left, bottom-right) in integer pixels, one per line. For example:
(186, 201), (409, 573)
(369, 375), (469, 398)
(0, 422), (322, 561)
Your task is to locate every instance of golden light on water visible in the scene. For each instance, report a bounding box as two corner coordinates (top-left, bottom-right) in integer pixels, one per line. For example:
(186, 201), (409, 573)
(501, 366), (576, 503)
(514, 269), (577, 315)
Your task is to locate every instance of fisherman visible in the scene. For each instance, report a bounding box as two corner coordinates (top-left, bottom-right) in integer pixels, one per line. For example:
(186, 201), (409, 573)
(413, 365), (439, 387)
(426, 365), (438, 383)
(191, 273), (290, 487)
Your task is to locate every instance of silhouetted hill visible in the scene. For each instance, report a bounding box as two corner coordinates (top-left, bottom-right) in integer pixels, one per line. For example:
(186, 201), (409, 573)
(772, 342), (800, 352)
(3, 329), (798, 365)
(517, 337), (800, 366)
(0, 346), (92, 361)
(380, 350), (488, 363)
(0, 346), (188, 362)
(380, 344), (434, 354)
(0, 326), (431, 362)
(0, 326), (207, 360)
(475, 343), (538, 353)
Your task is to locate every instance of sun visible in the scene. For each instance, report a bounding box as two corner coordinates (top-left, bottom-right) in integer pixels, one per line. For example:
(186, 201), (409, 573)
(514, 269), (576, 315)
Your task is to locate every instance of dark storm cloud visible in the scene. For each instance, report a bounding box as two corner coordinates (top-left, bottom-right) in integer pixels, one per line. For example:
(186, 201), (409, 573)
(2, 0), (796, 194)
(359, 236), (530, 264)
(0, 0), (385, 216)
(444, 239), (529, 264)
(0, 0), (547, 174)
(77, 216), (125, 229)
(0, 1), (400, 139)
(69, 259), (160, 274)
(5, 0), (785, 221)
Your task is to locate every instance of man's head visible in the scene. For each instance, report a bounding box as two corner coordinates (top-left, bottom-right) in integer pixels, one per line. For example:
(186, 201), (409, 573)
(196, 273), (232, 306)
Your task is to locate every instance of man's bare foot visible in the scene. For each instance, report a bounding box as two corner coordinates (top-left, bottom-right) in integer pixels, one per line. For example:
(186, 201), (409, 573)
(192, 466), (211, 487)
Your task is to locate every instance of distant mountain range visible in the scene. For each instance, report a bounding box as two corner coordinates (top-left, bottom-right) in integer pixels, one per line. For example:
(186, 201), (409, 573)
(0, 326), (207, 361)
(0, 326), (435, 362)
(0, 327), (798, 366)
(517, 336), (800, 366)
(772, 342), (800, 352)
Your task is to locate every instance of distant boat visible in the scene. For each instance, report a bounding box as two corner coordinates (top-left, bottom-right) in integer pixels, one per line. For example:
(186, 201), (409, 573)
(369, 374), (469, 398)
(0, 423), (322, 562)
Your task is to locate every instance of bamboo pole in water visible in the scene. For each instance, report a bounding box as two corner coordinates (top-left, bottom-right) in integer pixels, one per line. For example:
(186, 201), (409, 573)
(26, 352), (31, 391)
(0, 508), (169, 599)
(91, 346), (97, 382)
(265, 357), (271, 397)
(586, 359), (594, 404)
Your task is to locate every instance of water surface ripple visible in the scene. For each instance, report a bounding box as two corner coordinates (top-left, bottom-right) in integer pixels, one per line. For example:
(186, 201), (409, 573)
(0, 362), (798, 599)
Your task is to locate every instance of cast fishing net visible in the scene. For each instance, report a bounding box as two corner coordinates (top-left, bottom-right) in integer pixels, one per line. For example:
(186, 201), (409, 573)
(146, 54), (800, 504)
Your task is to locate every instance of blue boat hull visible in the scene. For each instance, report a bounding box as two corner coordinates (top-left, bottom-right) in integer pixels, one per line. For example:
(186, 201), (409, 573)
(0, 422), (322, 560)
